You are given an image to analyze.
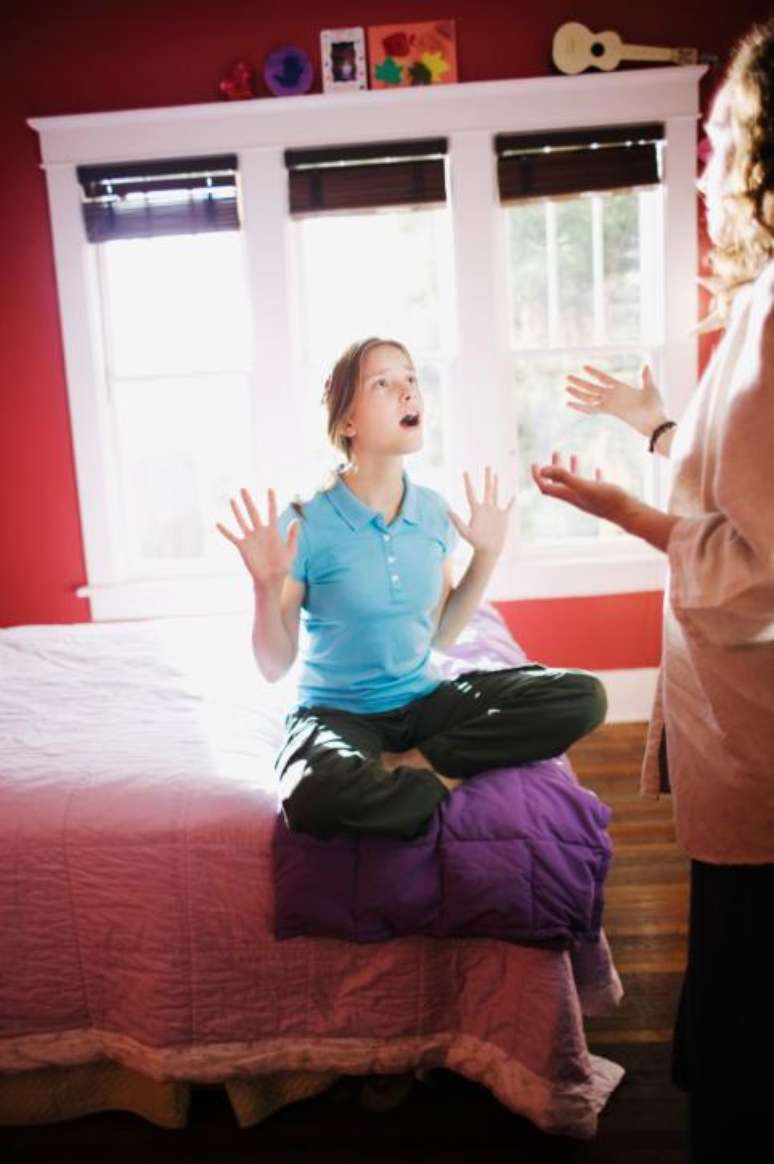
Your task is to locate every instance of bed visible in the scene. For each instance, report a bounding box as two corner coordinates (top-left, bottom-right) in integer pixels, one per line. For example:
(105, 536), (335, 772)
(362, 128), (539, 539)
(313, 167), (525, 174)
(0, 603), (623, 1137)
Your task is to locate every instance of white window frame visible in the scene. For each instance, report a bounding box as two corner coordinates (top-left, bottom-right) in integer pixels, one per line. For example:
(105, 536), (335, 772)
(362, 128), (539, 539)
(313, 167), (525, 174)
(500, 183), (667, 572)
(287, 202), (457, 501)
(29, 66), (706, 620)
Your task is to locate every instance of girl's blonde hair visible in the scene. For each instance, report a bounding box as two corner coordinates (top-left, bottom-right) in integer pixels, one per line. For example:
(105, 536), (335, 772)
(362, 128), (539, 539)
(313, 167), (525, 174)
(290, 336), (413, 517)
(706, 18), (774, 320)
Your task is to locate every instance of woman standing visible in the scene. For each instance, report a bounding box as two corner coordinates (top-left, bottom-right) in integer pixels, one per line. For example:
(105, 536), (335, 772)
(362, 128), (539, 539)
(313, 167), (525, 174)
(533, 19), (774, 1162)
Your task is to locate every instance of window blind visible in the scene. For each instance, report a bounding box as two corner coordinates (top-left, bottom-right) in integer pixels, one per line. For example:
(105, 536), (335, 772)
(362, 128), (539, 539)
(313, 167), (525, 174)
(495, 123), (664, 202)
(76, 154), (240, 242)
(285, 138), (448, 215)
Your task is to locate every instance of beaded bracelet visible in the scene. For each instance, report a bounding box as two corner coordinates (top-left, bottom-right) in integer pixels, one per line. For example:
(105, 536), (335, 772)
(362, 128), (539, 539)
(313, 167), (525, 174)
(648, 420), (677, 453)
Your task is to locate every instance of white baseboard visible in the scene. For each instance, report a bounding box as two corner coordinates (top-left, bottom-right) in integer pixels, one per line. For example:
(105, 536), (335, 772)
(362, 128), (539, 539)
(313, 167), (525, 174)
(590, 667), (658, 724)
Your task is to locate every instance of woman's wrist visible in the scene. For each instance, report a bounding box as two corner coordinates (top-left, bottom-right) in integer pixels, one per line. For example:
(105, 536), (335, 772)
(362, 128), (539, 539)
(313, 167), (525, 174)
(636, 410), (671, 439)
(648, 419), (677, 453)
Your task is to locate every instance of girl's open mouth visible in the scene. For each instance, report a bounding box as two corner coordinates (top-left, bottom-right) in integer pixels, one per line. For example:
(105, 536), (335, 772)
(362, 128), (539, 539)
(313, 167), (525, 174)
(400, 412), (421, 428)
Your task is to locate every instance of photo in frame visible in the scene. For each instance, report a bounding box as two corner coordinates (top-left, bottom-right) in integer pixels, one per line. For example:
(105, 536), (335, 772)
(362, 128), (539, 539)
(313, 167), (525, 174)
(320, 27), (368, 92)
(367, 19), (457, 88)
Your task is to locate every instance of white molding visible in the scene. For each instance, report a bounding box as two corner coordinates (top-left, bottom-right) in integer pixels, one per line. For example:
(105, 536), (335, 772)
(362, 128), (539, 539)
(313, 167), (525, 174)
(30, 67), (704, 622)
(78, 549), (667, 618)
(237, 147), (301, 504)
(663, 113), (702, 417)
(77, 575), (254, 621)
(41, 165), (127, 605)
(446, 127), (512, 513)
(485, 548), (667, 599)
(29, 68), (706, 164)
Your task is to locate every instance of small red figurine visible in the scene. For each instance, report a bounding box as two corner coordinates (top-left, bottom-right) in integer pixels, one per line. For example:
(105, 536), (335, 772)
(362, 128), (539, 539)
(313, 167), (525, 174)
(219, 59), (256, 100)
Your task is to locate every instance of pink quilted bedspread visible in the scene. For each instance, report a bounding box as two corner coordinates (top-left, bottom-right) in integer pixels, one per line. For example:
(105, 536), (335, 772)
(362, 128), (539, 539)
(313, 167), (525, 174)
(0, 611), (623, 1138)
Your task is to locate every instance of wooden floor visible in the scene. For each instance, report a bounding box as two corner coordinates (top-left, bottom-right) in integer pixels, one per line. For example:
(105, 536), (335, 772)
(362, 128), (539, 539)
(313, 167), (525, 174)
(0, 722), (691, 1163)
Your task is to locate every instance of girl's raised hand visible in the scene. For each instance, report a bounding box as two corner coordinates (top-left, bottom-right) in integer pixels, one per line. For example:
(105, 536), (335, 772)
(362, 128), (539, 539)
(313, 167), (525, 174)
(565, 364), (667, 438)
(215, 487), (299, 587)
(531, 452), (631, 524)
(448, 467), (515, 556)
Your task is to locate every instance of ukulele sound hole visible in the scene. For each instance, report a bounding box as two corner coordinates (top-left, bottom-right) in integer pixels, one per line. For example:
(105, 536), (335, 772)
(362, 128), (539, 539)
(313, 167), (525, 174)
(591, 41), (605, 57)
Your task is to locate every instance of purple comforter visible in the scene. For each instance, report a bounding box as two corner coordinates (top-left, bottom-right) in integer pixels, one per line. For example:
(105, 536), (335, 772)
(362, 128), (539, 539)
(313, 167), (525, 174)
(273, 606), (612, 949)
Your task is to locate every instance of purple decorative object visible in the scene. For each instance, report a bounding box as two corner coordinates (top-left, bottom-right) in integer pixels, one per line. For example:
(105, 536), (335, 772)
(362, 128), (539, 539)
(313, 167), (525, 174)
(273, 604), (613, 949)
(263, 45), (314, 96)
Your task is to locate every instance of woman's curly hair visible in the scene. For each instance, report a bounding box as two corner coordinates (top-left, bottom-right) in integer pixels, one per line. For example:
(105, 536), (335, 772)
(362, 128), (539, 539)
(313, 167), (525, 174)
(707, 18), (774, 317)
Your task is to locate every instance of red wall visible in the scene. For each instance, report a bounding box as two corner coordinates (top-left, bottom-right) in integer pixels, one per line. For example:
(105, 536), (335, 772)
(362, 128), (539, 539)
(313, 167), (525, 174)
(2, 1), (769, 666)
(495, 591), (663, 670)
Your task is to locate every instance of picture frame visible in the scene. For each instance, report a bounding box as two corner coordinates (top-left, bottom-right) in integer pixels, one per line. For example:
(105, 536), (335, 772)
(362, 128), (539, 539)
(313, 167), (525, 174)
(320, 27), (368, 93)
(367, 19), (458, 89)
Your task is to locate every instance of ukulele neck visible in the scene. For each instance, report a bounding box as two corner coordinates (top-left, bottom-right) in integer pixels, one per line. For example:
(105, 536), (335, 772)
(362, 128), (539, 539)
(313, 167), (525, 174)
(620, 43), (683, 63)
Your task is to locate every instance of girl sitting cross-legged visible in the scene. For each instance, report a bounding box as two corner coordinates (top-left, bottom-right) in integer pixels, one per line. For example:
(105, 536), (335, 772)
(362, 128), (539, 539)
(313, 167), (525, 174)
(217, 336), (608, 841)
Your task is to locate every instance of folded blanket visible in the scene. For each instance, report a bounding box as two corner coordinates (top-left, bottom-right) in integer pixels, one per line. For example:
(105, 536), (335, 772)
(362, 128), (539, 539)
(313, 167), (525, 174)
(273, 606), (612, 949)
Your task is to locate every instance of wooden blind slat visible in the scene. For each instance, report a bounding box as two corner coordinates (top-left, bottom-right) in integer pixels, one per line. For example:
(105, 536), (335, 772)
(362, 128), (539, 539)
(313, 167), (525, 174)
(289, 159), (446, 214)
(495, 123), (664, 201)
(285, 138), (448, 214)
(76, 154), (240, 242)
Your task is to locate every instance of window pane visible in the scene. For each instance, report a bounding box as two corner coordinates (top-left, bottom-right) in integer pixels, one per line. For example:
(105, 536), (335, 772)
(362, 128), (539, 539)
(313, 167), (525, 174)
(113, 374), (254, 570)
(291, 205), (454, 494)
(506, 188), (662, 350)
(412, 360), (445, 472)
(292, 207), (452, 365)
(506, 201), (548, 348)
(556, 198), (594, 348)
(101, 233), (252, 377)
(603, 191), (642, 343)
(504, 183), (663, 546)
(511, 352), (649, 542)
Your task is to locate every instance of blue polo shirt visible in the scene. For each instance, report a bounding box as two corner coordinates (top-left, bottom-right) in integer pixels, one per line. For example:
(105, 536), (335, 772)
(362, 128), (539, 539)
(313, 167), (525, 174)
(276, 469), (458, 714)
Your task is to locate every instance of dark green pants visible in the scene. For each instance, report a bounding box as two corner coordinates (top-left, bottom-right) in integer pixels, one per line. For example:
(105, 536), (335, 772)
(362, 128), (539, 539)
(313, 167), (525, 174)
(274, 664), (607, 840)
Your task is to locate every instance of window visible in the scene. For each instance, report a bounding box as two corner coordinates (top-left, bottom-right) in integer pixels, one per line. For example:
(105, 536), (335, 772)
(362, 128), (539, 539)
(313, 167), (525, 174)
(285, 139), (455, 498)
(31, 68), (702, 616)
(79, 157), (256, 578)
(497, 125), (665, 546)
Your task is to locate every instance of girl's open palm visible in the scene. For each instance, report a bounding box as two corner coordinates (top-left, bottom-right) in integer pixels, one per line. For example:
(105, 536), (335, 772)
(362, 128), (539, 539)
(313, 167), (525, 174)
(449, 467), (515, 555)
(216, 487), (299, 587)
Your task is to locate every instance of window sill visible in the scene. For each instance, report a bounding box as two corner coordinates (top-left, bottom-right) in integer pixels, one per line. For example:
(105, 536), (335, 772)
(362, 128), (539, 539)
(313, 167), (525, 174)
(78, 548), (666, 621)
(76, 575), (255, 622)
(484, 545), (666, 600)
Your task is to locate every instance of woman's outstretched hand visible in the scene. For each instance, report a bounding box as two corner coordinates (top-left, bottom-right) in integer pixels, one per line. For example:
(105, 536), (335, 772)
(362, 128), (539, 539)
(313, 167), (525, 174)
(448, 467), (515, 556)
(531, 452), (633, 525)
(565, 364), (667, 438)
(216, 487), (299, 587)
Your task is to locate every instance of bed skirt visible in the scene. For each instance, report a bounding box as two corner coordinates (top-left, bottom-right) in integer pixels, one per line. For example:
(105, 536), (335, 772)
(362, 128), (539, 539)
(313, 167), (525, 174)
(0, 1061), (339, 1129)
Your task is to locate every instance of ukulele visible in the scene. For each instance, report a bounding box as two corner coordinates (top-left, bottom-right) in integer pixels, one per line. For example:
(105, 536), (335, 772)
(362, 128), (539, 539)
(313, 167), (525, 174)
(552, 21), (704, 74)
